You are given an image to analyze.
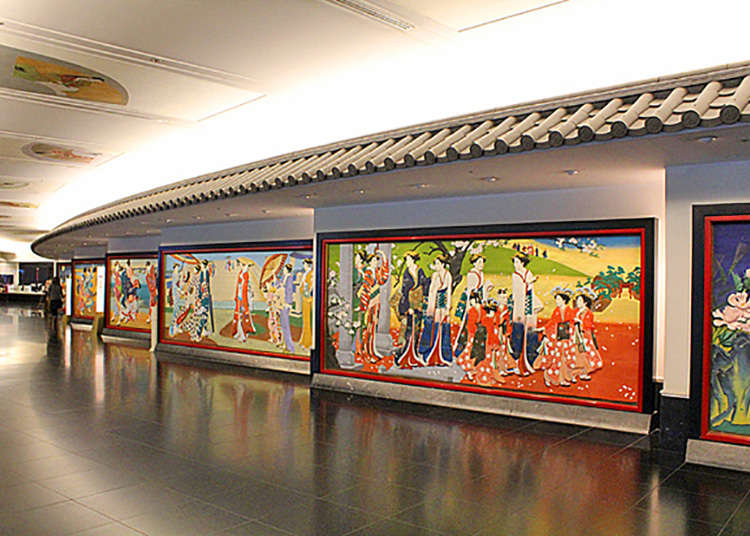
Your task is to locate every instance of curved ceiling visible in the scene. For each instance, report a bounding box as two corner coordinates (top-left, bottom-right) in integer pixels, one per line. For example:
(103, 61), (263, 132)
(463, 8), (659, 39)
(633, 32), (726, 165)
(3, 0), (750, 259)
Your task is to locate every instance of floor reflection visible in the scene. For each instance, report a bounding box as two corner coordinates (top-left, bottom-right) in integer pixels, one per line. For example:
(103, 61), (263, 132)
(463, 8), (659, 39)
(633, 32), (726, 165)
(0, 305), (747, 536)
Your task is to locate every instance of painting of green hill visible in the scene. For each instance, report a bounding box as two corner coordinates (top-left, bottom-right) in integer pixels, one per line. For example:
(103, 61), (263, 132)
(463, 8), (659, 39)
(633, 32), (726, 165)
(389, 241), (585, 277)
(472, 246), (586, 277)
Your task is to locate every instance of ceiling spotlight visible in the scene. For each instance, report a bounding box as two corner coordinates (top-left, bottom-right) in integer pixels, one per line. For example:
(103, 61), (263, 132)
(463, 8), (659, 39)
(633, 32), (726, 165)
(357, 189), (366, 195)
(696, 135), (718, 144)
(193, 215), (202, 220)
(481, 176), (499, 183)
(564, 169), (579, 176)
(261, 209), (270, 214)
(411, 183), (430, 189)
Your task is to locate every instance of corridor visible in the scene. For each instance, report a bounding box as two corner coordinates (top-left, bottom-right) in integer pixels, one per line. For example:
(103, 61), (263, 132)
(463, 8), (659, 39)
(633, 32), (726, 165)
(0, 305), (747, 535)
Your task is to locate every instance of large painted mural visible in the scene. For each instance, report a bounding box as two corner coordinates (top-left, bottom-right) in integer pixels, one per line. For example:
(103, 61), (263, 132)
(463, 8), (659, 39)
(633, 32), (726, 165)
(160, 243), (313, 360)
(106, 256), (158, 333)
(72, 261), (104, 319)
(319, 221), (654, 412)
(696, 210), (750, 445)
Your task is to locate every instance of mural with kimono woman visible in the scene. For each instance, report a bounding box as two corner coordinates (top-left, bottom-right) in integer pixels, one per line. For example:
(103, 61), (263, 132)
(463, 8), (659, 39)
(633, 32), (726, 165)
(160, 245), (313, 360)
(73, 262), (103, 318)
(702, 217), (750, 444)
(321, 223), (652, 411)
(106, 256), (158, 332)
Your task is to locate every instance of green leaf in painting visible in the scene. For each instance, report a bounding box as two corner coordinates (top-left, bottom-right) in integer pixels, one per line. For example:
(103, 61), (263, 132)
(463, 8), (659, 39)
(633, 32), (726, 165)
(732, 271), (743, 292)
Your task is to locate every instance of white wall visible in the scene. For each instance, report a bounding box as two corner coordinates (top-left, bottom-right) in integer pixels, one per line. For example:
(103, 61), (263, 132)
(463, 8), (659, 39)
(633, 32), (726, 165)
(316, 180), (667, 381)
(108, 235), (161, 254)
(664, 159), (750, 398)
(0, 261), (17, 285)
(160, 216), (313, 246)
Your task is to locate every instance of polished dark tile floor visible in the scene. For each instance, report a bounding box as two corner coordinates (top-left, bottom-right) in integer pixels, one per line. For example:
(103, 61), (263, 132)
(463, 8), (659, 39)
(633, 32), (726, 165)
(0, 305), (748, 535)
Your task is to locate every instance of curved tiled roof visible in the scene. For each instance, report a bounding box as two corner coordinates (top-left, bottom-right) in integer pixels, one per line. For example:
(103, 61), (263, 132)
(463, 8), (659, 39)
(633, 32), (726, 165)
(33, 61), (750, 253)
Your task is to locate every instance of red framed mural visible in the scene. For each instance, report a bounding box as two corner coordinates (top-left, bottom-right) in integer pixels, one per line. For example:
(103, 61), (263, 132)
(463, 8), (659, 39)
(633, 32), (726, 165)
(692, 204), (750, 446)
(316, 219), (655, 413)
(72, 259), (104, 320)
(105, 254), (158, 333)
(158, 241), (313, 361)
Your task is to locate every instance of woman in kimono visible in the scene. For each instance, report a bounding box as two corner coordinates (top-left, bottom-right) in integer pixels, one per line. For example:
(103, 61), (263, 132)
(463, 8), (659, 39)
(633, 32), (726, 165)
(540, 288), (577, 387)
(232, 261), (255, 343)
(357, 249), (390, 363)
(111, 262), (122, 324)
(510, 254), (538, 376)
(145, 261), (157, 323)
(455, 291), (483, 377)
(263, 282), (283, 348)
(297, 259), (314, 350)
(419, 254), (453, 366)
(573, 290), (603, 380)
(395, 251), (430, 369)
(453, 254), (488, 354)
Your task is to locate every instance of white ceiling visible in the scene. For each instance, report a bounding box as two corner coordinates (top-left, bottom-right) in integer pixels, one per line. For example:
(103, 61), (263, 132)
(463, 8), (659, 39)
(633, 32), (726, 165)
(1, 0), (750, 259)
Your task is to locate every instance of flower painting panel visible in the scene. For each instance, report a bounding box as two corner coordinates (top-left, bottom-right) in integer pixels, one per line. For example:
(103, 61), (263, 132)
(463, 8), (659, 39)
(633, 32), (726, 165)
(320, 223), (653, 412)
(106, 256), (158, 332)
(705, 218), (750, 443)
(160, 245), (313, 361)
(73, 262), (102, 319)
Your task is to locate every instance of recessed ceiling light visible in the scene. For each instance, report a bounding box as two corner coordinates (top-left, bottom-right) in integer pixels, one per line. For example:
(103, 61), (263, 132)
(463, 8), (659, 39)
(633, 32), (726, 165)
(261, 209), (270, 214)
(357, 189), (366, 195)
(696, 135), (718, 144)
(411, 183), (430, 189)
(301, 193), (317, 199)
(564, 169), (579, 176)
(481, 176), (499, 183)
(224, 212), (240, 217)
(193, 215), (202, 220)
(164, 218), (172, 223)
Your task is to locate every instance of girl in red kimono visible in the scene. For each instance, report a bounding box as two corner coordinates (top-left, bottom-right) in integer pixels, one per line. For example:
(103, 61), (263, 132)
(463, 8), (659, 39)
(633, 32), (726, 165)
(491, 289), (512, 378)
(232, 262), (256, 342)
(573, 291), (603, 380)
(456, 291), (482, 378)
(145, 261), (157, 323)
(540, 289), (577, 387)
(357, 249), (390, 363)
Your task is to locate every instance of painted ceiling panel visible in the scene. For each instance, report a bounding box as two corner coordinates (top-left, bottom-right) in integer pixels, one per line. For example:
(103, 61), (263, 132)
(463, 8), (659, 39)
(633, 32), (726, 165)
(0, 32), (265, 122)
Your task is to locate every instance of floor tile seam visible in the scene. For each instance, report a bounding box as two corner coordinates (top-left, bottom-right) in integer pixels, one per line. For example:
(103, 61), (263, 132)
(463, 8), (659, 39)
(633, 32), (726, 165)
(0, 485), (70, 514)
(221, 519), (297, 535)
(719, 487), (750, 534)
(3, 497), (116, 526)
(339, 514), (451, 536)
(65, 500), (148, 535)
(632, 503), (729, 530)
(117, 496), (258, 528)
(33, 476), (142, 502)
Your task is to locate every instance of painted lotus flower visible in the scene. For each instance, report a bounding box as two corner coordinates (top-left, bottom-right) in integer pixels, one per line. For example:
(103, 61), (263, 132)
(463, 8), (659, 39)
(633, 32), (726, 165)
(713, 291), (750, 332)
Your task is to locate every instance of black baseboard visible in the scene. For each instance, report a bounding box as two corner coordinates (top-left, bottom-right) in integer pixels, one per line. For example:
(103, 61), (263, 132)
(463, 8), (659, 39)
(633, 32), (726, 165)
(659, 393), (690, 452)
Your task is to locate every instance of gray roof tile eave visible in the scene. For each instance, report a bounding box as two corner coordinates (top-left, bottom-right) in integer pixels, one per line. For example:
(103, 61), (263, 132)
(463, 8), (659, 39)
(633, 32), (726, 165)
(32, 60), (750, 257)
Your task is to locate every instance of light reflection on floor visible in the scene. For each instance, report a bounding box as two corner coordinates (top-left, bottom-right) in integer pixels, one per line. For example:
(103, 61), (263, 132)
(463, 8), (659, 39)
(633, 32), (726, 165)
(0, 305), (747, 536)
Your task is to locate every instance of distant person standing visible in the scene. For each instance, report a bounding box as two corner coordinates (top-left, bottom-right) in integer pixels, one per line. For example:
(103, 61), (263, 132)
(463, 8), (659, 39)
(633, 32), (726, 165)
(46, 277), (63, 336)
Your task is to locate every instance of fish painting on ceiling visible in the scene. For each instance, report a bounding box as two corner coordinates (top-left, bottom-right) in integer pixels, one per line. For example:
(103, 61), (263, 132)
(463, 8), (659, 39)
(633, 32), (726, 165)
(1, 45), (128, 105)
